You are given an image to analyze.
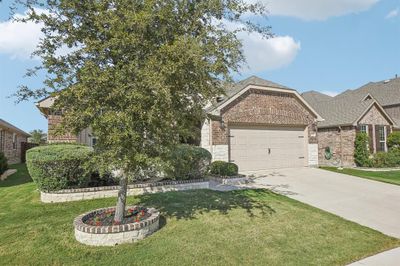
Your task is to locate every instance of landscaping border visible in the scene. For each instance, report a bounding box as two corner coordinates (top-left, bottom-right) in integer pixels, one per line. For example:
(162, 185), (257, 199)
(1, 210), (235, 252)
(74, 206), (160, 246)
(41, 179), (209, 203)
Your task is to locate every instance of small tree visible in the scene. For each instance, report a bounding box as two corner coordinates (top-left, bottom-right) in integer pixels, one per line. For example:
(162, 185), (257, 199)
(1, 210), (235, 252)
(29, 129), (47, 144)
(13, 0), (271, 223)
(387, 131), (400, 150)
(354, 133), (371, 167)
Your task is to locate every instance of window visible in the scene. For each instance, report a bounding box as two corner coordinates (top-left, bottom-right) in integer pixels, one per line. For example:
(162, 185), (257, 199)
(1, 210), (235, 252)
(91, 137), (97, 147)
(360, 125), (368, 134)
(378, 126), (387, 152)
(12, 133), (17, 150)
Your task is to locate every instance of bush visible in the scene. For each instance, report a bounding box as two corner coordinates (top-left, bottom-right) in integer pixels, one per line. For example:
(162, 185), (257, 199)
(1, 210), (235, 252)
(26, 144), (93, 191)
(165, 144), (212, 180)
(0, 151), (8, 175)
(210, 161), (239, 176)
(371, 148), (400, 168)
(354, 133), (371, 167)
(387, 132), (400, 150)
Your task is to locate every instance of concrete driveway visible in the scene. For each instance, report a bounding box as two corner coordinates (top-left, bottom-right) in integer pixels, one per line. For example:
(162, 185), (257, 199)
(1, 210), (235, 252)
(245, 167), (400, 238)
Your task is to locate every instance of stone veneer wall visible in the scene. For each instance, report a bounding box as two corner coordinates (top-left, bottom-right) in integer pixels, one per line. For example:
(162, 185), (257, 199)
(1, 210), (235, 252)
(0, 128), (27, 164)
(318, 126), (356, 167)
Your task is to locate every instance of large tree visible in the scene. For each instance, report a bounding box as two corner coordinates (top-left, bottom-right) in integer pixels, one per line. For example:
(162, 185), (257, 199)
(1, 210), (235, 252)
(14, 0), (271, 223)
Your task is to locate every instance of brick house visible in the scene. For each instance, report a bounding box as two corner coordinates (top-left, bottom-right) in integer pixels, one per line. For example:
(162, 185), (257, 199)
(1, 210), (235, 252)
(0, 119), (30, 164)
(36, 97), (95, 146)
(302, 77), (400, 167)
(201, 76), (323, 172)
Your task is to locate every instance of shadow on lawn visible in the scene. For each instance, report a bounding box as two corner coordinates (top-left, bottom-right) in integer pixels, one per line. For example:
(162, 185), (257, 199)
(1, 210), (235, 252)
(137, 189), (276, 220)
(0, 164), (33, 188)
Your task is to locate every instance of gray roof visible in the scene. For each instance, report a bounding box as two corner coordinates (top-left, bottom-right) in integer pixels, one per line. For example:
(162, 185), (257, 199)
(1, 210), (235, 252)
(206, 76), (293, 113)
(0, 119), (30, 137)
(303, 78), (400, 128)
(335, 77), (400, 107)
(309, 96), (377, 128)
(301, 91), (333, 107)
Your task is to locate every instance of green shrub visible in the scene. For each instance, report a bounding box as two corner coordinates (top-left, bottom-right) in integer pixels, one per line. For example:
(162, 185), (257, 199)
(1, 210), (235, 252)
(371, 148), (400, 168)
(0, 151), (8, 175)
(387, 132), (400, 150)
(165, 144), (212, 180)
(354, 133), (371, 167)
(26, 144), (93, 191)
(210, 161), (239, 176)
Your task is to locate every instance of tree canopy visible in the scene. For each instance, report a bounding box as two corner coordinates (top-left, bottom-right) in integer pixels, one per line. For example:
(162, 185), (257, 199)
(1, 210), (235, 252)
(13, 0), (271, 222)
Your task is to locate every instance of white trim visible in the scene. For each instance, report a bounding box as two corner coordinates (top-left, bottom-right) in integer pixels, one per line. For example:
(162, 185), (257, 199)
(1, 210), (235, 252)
(209, 85), (324, 122)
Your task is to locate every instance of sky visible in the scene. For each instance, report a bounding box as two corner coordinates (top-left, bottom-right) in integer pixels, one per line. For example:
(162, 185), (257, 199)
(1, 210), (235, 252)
(0, 0), (399, 133)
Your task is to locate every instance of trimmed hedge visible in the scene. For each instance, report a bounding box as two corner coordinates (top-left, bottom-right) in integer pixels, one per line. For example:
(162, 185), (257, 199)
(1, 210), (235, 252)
(210, 161), (239, 176)
(388, 132), (400, 149)
(165, 144), (212, 180)
(0, 151), (8, 175)
(26, 144), (93, 191)
(371, 148), (400, 168)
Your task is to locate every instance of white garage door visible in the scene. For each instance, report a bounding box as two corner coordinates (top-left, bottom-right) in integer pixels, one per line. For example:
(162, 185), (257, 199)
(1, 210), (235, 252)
(230, 127), (307, 172)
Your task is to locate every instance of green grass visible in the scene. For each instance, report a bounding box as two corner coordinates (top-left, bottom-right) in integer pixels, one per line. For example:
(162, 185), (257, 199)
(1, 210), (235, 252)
(0, 164), (399, 266)
(321, 167), (400, 186)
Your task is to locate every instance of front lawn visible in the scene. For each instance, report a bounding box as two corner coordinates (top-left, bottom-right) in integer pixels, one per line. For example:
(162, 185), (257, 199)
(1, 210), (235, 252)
(0, 164), (399, 265)
(321, 167), (400, 186)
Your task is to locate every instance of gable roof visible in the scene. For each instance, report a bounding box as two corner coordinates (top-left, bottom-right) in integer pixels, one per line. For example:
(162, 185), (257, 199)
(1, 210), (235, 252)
(335, 77), (400, 107)
(303, 91), (396, 128)
(206, 76), (323, 121)
(301, 91), (333, 107)
(0, 119), (30, 137)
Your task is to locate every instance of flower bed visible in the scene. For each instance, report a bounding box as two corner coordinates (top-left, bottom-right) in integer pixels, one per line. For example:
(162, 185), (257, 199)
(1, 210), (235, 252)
(84, 206), (150, 226)
(74, 206), (160, 246)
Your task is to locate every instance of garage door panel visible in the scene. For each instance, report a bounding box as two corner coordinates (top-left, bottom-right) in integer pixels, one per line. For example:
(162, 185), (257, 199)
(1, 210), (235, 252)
(230, 127), (306, 172)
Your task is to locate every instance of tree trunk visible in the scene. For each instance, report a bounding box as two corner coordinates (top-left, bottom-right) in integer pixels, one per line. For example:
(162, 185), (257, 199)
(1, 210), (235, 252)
(114, 175), (128, 223)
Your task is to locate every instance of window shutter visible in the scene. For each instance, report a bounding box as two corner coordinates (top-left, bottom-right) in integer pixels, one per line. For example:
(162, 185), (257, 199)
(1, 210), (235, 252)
(368, 125), (373, 152)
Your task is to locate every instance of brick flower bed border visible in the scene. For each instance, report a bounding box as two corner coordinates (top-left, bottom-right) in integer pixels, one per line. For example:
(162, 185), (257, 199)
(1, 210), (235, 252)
(74, 206), (160, 246)
(41, 179), (209, 203)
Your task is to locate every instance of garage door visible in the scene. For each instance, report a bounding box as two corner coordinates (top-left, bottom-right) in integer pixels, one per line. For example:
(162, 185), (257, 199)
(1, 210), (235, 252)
(230, 127), (306, 172)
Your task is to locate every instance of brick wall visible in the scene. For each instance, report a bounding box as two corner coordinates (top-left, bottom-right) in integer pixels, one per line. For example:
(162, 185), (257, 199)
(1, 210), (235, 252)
(318, 126), (356, 167)
(0, 128), (28, 164)
(47, 115), (78, 143)
(359, 105), (390, 125)
(211, 89), (317, 145)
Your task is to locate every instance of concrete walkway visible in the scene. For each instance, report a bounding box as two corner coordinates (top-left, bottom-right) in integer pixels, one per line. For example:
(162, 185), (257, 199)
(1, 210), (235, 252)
(211, 167), (400, 265)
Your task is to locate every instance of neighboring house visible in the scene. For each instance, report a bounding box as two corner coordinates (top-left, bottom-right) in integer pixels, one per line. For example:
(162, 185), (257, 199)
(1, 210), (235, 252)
(201, 76), (323, 172)
(36, 97), (96, 146)
(302, 77), (400, 167)
(0, 119), (30, 164)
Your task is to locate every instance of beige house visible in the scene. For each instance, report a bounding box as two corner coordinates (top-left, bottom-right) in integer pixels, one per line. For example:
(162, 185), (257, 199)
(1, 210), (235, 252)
(36, 97), (96, 146)
(302, 77), (400, 167)
(201, 76), (323, 172)
(0, 119), (30, 164)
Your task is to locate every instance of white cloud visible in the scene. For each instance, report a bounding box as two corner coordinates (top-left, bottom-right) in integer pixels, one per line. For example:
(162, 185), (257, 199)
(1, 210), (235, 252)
(239, 33), (301, 72)
(385, 8), (399, 19)
(246, 0), (379, 20)
(0, 9), (45, 60)
(321, 91), (339, 97)
(221, 19), (300, 72)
